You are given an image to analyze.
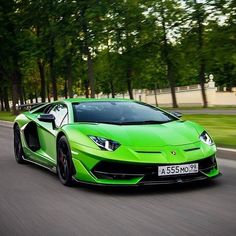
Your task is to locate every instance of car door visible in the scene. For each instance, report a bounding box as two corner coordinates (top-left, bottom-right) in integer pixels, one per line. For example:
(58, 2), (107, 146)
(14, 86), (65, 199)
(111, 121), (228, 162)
(36, 103), (68, 166)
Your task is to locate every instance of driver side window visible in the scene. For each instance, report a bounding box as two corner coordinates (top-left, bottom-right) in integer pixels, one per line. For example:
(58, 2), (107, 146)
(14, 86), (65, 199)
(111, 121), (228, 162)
(49, 104), (68, 127)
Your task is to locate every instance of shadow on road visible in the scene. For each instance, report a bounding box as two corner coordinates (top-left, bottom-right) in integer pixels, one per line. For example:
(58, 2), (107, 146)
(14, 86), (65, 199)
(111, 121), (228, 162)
(22, 160), (223, 197)
(74, 179), (222, 196)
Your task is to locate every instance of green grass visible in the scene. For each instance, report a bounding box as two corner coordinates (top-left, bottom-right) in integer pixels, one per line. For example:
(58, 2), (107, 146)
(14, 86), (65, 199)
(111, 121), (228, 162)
(184, 114), (236, 149)
(0, 112), (235, 149)
(0, 111), (16, 122)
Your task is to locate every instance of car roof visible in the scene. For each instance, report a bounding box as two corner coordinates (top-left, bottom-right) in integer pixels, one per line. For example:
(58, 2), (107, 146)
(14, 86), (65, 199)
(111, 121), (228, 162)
(30, 98), (134, 112)
(28, 98), (135, 116)
(63, 98), (133, 104)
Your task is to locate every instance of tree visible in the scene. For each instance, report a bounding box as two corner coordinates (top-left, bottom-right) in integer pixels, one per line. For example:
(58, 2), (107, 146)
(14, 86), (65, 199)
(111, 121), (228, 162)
(104, 0), (149, 99)
(0, 0), (25, 114)
(144, 0), (186, 107)
(184, 0), (224, 107)
(1, 0), (236, 111)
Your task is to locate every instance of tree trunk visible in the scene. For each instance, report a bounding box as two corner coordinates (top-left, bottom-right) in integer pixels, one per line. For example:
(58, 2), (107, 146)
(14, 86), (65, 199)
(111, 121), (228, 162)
(66, 59), (73, 98)
(198, 30), (208, 108)
(18, 72), (24, 105)
(110, 80), (115, 98)
(84, 80), (89, 98)
(49, 37), (57, 101)
(64, 77), (68, 99)
(11, 56), (21, 114)
(160, 0), (178, 108)
(3, 87), (10, 111)
(0, 88), (4, 111)
(0, 97), (4, 111)
(86, 46), (95, 98)
(47, 82), (51, 102)
(154, 83), (158, 107)
(196, 1), (207, 108)
(107, 44), (115, 98)
(11, 73), (19, 115)
(81, 7), (95, 98)
(199, 62), (207, 108)
(35, 89), (38, 103)
(127, 68), (134, 99)
(23, 86), (27, 105)
(167, 61), (178, 108)
(36, 27), (46, 103)
(37, 60), (46, 102)
(29, 94), (33, 104)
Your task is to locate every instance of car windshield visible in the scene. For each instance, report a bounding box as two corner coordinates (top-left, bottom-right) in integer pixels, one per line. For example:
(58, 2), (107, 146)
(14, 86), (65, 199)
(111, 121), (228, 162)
(73, 101), (178, 125)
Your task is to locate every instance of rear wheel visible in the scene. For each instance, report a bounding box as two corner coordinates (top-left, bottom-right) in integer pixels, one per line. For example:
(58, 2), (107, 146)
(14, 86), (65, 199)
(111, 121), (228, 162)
(57, 136), (74, 186)
(14, 125), (25, 164)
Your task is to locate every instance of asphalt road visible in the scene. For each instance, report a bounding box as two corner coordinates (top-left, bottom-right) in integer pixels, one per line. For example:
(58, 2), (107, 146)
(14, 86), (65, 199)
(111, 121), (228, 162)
(0, 125), (236, 236)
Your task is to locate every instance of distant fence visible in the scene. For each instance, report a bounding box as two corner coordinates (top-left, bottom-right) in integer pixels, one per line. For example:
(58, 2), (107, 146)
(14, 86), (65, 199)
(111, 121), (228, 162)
(97, 80), (236, 106)
(17, 79), (236, 107)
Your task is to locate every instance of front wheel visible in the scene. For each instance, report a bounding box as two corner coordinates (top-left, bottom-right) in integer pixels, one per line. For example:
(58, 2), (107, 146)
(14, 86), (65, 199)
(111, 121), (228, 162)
(57, 136), (74, 186)
(14, 125), (26, 164)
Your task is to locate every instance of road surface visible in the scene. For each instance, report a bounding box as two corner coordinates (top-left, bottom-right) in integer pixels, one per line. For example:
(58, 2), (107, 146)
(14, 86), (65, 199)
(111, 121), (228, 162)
(0, 125), (236, 236)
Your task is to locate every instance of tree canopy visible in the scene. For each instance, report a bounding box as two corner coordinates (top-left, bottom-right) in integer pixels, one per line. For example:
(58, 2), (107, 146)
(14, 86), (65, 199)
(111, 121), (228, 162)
(0, 0), (235, 113)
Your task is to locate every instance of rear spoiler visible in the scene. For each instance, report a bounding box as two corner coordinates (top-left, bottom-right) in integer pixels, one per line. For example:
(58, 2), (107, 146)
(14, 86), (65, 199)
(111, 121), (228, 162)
(17, 103), (47, 111)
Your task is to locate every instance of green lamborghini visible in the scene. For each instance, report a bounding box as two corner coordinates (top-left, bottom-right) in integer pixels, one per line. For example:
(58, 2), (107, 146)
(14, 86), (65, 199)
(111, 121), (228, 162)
(13, 98), (221, 186)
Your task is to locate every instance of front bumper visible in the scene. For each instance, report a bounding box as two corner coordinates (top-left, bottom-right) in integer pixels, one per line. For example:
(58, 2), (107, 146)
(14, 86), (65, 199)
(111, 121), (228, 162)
(72, 154), (221, 186)
(73, 173), (221, 187)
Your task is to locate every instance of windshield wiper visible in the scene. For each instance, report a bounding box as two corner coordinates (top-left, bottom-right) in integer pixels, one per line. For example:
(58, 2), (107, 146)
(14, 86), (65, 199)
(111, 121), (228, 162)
(78, 121), (119, 125)
(78, 120), (173, 125)
(118, 120), (168, 125)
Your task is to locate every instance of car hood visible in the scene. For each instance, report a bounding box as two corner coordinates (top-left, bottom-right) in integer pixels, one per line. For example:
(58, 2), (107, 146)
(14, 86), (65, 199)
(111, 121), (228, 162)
(69, 120), (203, 147)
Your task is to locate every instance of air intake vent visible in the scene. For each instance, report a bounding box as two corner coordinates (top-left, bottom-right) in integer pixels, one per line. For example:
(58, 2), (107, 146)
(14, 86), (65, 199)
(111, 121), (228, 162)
(184, 147), (200, 152)
(135, 151), (162, 154)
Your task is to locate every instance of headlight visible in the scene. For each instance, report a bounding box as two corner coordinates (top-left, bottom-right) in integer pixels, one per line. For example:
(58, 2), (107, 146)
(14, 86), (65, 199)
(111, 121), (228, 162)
(199, 131), (214, 145)
(88, 136), (120, 151)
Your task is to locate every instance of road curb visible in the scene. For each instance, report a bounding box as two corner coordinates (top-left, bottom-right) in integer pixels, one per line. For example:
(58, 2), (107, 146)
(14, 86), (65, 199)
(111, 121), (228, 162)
(217, 147), (236, 153)
(0, 120), (13, 128)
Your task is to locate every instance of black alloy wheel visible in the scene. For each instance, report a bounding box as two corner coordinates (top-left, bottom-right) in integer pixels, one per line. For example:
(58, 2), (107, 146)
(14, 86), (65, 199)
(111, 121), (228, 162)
(57, 136), (74, 186)
(14, 125), (25, 164)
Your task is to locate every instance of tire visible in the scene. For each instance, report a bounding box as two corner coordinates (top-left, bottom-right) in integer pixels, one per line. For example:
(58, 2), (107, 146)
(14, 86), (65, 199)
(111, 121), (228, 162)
(14, 125), (26, 164)
(57, 136), (74, 186)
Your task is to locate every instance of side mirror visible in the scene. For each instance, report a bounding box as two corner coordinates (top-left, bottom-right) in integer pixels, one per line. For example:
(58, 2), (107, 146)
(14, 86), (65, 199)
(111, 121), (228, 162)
(171, 111), (182, 118)
(38, 114), (56, 129)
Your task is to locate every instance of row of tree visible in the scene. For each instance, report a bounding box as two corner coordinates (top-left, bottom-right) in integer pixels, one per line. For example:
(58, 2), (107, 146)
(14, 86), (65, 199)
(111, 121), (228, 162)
(0, 0), (236, 113)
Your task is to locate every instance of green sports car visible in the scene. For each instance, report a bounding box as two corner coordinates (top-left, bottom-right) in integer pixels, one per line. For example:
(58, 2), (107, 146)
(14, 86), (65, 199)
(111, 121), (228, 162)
(13, 98), (221, 186)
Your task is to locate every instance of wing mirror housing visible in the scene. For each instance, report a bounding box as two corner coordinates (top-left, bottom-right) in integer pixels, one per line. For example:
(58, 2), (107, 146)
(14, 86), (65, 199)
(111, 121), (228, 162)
(38, 114), (56, 129)
(171, 111), (182, 118)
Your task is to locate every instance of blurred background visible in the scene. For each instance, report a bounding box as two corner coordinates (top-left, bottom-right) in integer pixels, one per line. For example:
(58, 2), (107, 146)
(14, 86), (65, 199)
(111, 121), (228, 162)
(0, 0), (236, 148)
(0, 2), (236, 235)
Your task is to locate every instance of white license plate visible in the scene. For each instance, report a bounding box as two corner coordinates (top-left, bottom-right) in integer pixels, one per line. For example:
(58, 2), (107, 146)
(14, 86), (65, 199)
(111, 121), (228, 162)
(158, 163), (199, 176)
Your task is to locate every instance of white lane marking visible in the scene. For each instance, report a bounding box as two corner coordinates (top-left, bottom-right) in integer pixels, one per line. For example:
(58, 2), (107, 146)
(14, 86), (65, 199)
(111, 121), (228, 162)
(218, 147), (236, 153)
(217, 158), (236, 168)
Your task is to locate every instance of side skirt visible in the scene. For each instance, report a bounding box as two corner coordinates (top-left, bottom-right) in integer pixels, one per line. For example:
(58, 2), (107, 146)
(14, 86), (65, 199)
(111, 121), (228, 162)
(22, 155), (57, 174)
